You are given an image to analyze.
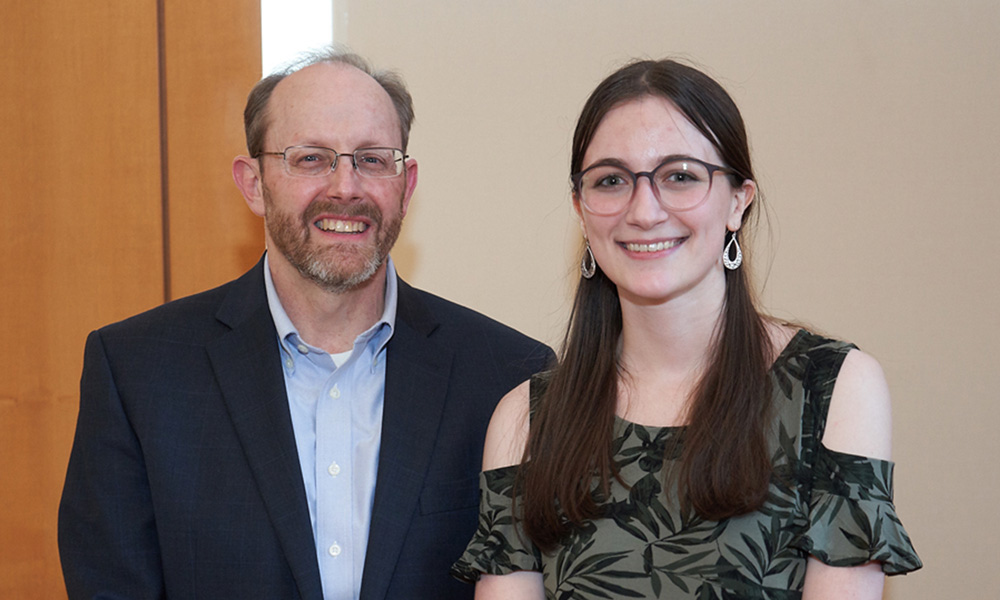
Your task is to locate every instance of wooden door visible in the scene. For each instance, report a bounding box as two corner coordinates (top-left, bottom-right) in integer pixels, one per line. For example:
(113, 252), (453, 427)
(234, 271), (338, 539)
(0, 1), (260, 597)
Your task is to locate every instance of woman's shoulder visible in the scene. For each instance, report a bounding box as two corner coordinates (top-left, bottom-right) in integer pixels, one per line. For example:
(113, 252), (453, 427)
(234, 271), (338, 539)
(766, 321), (800, 358)
(482, 379), (534, 471)
(825, 347), (893, 461)
(768, 322), (858, 369)
(766, 322), (892, 459)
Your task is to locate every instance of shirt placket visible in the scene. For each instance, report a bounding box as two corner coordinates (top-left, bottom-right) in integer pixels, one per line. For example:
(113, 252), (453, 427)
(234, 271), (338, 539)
(315, 356), (355, 598)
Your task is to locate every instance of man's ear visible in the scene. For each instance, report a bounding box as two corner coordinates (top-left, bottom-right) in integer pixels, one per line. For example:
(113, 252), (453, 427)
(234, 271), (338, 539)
(233, 155), (266, 217)
(399, 157), (419, 217)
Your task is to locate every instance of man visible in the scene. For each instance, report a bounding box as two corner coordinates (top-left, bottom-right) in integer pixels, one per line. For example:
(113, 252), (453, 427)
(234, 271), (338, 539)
(58, 48), (552, 600)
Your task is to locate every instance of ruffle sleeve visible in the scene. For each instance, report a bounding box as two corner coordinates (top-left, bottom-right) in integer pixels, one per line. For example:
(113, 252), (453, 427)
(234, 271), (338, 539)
(791, 445), (922, 575)
(450, 466), (542, 583)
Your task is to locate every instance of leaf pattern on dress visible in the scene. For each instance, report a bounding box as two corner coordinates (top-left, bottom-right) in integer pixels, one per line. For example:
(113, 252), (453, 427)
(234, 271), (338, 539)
(452, 330), (923, 597)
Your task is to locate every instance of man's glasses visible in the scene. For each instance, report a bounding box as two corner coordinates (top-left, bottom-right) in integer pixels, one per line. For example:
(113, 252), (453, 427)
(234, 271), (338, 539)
(572, 157), (741, 215)
(257, 146), (406, 178)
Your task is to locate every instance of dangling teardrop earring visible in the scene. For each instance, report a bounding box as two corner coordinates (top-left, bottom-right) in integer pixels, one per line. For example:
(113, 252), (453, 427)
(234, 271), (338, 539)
(722, 230), (742, 270)
(581, 241), (596, 279)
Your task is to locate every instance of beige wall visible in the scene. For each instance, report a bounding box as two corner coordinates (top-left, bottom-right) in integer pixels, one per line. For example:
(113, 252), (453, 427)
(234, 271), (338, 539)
(339, 2), (1000, 598)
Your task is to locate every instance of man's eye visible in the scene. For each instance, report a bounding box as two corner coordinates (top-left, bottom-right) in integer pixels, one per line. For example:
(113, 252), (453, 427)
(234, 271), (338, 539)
(288, 152), (325, 166)
(357, 153), (388, 166)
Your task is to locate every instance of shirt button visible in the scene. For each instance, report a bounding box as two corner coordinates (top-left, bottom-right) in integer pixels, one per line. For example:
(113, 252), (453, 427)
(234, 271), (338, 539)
(296, 343), (309, 354)
(328, 543), (341, 557)
(329, 385), (341, 399)
(328, 462), (341, 477)
(285, 358), (294, 369)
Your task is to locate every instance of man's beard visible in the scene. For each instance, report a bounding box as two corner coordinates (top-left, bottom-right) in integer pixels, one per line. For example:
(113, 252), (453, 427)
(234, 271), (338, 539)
(263, 188), (404, 294)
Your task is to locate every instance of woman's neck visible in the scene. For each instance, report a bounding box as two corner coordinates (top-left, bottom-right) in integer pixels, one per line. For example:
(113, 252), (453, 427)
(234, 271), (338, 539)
(615, 287), (725, 426)
(618, 284), (724, 375)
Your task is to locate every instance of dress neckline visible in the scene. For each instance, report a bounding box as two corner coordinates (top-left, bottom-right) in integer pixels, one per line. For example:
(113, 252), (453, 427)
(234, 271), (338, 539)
(614, 328), (808, 431)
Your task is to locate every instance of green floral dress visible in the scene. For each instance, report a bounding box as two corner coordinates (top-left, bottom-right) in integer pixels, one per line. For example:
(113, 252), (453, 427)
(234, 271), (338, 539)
(452, 330), (921, 599)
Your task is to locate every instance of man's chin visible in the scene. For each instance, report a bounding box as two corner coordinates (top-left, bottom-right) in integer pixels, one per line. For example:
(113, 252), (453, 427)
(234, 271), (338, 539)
(299, 255), (384, 295)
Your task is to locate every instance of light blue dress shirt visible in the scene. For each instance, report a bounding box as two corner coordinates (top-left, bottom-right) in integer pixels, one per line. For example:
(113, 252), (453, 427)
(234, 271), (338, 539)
(264, 254), (397, 600)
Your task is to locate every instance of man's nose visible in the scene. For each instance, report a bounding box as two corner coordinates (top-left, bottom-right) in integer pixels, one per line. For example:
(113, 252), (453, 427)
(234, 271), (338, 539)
(323, 155), (364, 200)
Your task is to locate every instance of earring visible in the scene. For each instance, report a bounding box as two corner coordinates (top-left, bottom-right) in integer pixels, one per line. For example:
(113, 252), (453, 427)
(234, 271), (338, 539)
(723, 230), (742, 270)
(581, 241), (596, 279)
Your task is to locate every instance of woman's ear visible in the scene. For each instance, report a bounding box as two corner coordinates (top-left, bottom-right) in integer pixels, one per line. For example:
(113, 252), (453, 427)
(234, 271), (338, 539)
(728, 179), (756, 231)
(572, 193), (589, 239)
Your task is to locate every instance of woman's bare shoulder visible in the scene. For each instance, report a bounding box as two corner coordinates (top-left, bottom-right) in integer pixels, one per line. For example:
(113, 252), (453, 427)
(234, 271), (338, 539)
(482, 379), (533, 471)
(825, 348), (893, 461)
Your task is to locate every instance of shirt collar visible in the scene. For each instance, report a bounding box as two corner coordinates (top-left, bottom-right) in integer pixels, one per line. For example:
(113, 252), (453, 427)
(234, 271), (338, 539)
(263, 252), (398, 356)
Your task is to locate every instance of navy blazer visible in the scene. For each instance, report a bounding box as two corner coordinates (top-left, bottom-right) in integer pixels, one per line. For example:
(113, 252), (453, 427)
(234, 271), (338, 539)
(58, 257), (553, 600)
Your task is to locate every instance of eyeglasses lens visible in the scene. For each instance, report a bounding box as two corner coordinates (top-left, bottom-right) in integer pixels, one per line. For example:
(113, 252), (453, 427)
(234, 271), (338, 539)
(580, 159), (712, 215)
(282, 146), (402, 178)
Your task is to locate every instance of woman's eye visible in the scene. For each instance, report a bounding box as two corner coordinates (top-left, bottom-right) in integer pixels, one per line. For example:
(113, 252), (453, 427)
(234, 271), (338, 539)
(661, 170), (701, 186)
(596, 173), (628, 187)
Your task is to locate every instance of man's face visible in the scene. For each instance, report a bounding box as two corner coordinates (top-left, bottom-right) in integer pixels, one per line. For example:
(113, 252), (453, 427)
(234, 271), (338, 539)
(254, 62), (416, 294)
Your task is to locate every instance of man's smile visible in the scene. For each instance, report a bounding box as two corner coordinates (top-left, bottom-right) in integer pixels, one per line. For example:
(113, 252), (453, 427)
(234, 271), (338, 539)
(315, 218), (370, 233)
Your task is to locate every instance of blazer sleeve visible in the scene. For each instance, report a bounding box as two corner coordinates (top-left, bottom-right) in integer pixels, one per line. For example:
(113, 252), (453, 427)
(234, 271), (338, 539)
(58, 330), (166, 599)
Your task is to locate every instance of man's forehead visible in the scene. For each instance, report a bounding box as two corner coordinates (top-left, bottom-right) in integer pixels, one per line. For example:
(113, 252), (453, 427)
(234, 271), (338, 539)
(265, 62), (400, 143)
(272, 62), (389, 110)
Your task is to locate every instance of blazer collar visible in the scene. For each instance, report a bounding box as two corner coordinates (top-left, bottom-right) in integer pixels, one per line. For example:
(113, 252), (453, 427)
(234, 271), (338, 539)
(360, 280), (455, 600)
(208, 256), (325, 600)
(211, 260), (455, 600)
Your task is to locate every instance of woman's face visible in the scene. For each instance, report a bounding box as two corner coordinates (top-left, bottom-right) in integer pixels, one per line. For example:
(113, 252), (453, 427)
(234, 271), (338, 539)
(574, 95), (754, 309)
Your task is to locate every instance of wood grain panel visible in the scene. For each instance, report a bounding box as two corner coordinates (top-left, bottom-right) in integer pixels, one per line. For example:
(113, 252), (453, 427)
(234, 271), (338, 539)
(0, 2), (163, 597)
(163, 0), (263, 299)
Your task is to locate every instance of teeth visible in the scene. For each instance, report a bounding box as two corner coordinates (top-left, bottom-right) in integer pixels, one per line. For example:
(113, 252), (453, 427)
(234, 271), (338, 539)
(316, 219), (368, 233)
(625, 239), (682, 253)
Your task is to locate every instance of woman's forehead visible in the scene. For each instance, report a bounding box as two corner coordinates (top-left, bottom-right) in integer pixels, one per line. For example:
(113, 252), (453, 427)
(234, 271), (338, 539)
(585, 96), (721, 167)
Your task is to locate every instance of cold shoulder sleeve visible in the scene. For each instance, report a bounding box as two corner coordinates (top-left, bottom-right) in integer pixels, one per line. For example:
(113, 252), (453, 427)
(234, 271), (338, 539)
(791, 444), (922, 574)
(778, 331), (922, 575)
(450, 466), (542, 582)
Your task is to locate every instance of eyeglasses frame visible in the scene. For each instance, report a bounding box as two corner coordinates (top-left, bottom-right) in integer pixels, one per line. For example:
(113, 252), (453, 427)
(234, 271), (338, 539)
(571, 156), (744, 215)
(256, 145), (408, 178)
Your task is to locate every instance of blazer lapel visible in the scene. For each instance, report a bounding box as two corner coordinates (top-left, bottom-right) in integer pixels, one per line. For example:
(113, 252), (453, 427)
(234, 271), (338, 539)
(206, 260), (324, 600)
(360, 281), (454, 600)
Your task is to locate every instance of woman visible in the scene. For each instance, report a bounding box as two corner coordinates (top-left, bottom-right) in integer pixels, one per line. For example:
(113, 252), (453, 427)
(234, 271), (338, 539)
(451, 59), (921, 598)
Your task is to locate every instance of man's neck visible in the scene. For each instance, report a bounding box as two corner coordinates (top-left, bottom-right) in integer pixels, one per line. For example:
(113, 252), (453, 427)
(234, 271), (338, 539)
(268, 256), (387, 355)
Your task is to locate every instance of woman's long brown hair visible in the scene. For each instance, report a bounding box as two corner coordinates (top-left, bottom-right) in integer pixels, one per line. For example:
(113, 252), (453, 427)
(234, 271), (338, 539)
(516, 59), (772, 551)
